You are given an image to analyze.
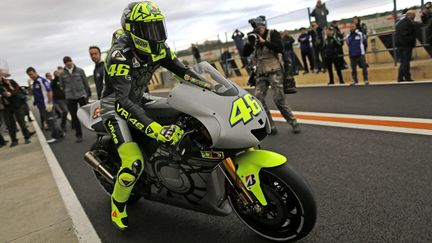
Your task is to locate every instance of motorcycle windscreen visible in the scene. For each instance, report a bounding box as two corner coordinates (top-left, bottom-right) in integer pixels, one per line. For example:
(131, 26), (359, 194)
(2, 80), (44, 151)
(186, 61), (239, 97)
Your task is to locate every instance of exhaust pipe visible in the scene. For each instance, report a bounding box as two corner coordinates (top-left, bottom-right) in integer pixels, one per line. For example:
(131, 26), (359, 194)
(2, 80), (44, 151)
(84, 151), (115, 184)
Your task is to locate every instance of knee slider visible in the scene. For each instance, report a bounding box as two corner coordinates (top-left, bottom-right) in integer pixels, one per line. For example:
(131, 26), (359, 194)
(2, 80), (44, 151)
(117, 168), (138, 187)
(117, 159), (143, 187)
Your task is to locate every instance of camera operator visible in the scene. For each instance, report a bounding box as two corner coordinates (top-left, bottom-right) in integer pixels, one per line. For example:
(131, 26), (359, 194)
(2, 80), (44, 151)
(243, 16), (300, 134)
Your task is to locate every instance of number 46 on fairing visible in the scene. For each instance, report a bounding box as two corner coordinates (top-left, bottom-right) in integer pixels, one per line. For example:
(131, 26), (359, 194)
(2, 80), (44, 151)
(229, 93), (262, 126)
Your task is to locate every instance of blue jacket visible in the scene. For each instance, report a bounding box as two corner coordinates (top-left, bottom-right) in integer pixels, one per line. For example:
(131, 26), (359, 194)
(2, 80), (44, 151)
(32, 76), (52, 110)
(347, 30), (366, 57)
(298, 33), (311, 52)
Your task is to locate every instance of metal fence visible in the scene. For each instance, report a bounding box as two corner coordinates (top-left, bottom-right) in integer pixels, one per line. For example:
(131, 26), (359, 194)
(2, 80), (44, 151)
(358, 26), (430, 66)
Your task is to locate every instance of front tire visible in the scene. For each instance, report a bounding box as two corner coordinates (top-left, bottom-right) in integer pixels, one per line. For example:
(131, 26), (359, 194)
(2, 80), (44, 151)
(229, 163), (317, 242)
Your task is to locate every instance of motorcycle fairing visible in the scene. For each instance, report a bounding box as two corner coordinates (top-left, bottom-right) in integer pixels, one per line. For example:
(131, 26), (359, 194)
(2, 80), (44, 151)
(234, 150), (286, 206)
(77, 100), (104, 132)
(168, 82), (269, 149)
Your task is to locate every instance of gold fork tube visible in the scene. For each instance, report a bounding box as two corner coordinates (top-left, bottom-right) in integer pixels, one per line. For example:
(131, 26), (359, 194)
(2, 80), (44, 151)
(222, 157), (254, 204)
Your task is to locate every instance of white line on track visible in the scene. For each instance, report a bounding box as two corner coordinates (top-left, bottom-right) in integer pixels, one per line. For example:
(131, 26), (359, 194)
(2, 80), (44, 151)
(290, 111), (432, 123)
(293, 80), (432, 88)
(31, 111), (101, 243)
(271, 110), (432, 136)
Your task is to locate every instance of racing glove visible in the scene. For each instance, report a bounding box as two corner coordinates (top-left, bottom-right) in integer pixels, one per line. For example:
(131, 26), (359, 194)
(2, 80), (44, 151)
(145, 122), (184, 145)
(46, 103), (54, 113)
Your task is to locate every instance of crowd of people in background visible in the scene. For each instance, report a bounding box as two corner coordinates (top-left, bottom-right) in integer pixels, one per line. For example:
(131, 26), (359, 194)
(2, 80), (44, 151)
(0, 45), (105, 148)
(289, 13), (372, 85)
(191, 0), (432, 86)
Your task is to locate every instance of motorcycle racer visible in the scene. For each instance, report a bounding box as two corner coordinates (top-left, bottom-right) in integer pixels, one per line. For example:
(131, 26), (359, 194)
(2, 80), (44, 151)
(100, 1), (202, 230)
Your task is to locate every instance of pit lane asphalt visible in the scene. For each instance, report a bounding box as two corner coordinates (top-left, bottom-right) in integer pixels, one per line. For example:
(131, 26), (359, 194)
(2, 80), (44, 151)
(264, 82), (432, 119)
(37, 82), (432, 242)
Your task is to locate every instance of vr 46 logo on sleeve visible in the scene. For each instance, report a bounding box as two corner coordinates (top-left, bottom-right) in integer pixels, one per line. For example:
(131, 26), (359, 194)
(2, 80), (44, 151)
(116, 103), (144, 130)
(229, 93), (262, 126)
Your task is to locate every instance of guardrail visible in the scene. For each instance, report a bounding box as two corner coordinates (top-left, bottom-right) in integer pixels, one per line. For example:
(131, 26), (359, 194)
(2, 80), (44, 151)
(356, 26), (431, 66)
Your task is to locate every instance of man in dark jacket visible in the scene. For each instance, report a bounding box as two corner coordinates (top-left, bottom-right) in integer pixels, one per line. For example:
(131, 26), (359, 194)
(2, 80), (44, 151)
(421, 2), (432, 24)
(424, 3), (432, 46)
(309, 22), (325, 73)
(191, 43), (201, 64)
(395, 10), (420, 82)
(331, 21), (348, 69)
(232, 29), (250, 70)
(0, 92), (6, 147)
(59, 56), (91, 142)
(281, 30), (298, 75)
(51, 67), (69, 131)
(89, 46), (105, 99)
(221, 48), (232, 77)
(232, 29), (245, 53)
(298, 27), (314, 74)
(0, 70), (34, 147)
(323, 27), (344, 85)
(428, 19), (432, 46)
(311, 0), (329, 29)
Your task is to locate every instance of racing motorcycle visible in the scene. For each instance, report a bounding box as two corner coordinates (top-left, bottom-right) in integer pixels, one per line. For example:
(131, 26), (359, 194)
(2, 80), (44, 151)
(78, 62), (316, 242)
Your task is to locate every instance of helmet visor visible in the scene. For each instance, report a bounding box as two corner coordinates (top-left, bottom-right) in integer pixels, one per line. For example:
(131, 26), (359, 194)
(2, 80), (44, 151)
(132, 20), (167, 42)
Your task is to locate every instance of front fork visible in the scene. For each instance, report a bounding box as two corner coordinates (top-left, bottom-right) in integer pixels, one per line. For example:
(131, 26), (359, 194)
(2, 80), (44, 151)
(220, 148), (287, 206)
(221, 157), (255, 205)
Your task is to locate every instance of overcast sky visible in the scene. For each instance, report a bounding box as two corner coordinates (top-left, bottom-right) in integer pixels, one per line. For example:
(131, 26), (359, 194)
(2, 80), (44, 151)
(0, 0), (421, 85)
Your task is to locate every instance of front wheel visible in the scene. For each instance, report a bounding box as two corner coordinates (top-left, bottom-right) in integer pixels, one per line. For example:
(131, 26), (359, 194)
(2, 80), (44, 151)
(228, 163), (317, 242)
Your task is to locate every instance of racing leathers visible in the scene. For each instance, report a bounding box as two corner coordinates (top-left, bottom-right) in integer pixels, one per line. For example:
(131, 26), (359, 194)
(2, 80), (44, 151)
(100, 29), (200, 229)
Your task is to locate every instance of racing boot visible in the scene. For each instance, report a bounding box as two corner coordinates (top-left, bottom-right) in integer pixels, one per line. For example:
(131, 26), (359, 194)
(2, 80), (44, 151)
(111, 197), (128, 230)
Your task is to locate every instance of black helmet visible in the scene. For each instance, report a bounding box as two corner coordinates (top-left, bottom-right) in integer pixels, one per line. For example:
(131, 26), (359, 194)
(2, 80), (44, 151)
(121, 1), (167, 55)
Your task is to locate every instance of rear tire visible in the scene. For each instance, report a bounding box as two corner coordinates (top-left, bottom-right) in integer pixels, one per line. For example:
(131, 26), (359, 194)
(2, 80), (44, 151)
(229, 163), (317, 242)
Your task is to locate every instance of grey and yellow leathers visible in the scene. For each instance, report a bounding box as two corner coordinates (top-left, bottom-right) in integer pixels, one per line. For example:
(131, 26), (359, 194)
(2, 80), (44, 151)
(100, 1), (200, 230)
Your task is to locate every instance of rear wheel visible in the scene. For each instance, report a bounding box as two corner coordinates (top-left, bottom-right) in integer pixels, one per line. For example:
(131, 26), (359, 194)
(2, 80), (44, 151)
(228, 163), (317, 242)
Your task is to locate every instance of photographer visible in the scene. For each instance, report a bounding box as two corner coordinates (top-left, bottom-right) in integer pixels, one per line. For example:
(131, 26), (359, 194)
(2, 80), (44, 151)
(311, 0), (329, 29)
(243, 16), (300, 134)
(0, 68), (35, 147)
(233, 29), (251, 72)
